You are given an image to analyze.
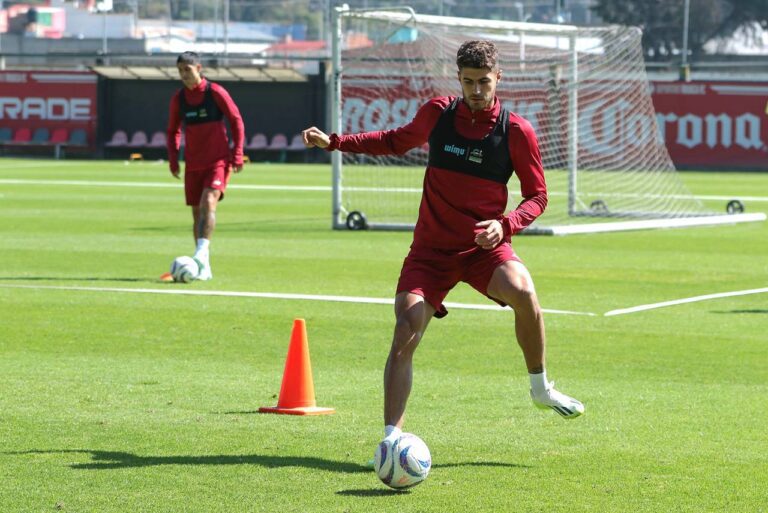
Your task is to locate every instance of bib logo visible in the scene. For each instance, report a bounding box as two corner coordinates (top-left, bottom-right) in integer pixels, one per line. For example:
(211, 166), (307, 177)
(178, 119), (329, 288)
(444, 144), (465, 157)
(468, 148), (483, 163)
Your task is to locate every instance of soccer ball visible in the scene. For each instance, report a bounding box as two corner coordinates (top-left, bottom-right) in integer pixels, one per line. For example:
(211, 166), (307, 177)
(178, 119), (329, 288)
(374, 433), (432, 489)
(170, 256), (200, 283)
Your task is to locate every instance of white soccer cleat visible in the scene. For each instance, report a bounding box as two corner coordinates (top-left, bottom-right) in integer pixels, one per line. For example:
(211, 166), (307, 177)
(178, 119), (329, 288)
(193, 257), (213, 281)
(530, 382), (584, 419)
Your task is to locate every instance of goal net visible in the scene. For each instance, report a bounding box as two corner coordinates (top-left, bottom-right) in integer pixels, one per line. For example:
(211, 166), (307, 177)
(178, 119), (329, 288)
(330, 8), (765, 234)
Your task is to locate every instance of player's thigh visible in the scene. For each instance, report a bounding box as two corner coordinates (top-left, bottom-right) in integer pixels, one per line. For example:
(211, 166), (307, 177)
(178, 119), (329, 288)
(199, 187), (222, 209)
(486, 260), (538, 306)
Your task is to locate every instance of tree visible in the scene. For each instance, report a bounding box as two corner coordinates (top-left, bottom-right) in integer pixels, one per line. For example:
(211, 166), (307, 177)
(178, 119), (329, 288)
(593, 0), (768, 60)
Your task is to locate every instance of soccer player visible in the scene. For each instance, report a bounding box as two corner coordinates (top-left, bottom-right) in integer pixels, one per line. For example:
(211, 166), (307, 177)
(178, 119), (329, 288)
(166, 51), (245, 281)
(301, 40), (584, 449)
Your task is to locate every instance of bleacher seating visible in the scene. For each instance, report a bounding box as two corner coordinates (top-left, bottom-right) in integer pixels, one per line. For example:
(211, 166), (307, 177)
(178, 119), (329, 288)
(247, 133), (268, 150)
(147, 131), (167, 148)
(128, 131), (148, 147)
(69, 129), (87, 146)
(12, 128), (32, 143)
(105, 130), (128, 147)
(268, 133), (288, 150)
(288, 134), (306, 151)
(0, 126), (89, 158)
(31, 128), (50, 144)
(50, 128), (69, 145)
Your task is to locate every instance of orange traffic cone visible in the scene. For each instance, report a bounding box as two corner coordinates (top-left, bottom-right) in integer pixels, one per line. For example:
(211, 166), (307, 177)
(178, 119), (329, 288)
(259, 319), (335, 416)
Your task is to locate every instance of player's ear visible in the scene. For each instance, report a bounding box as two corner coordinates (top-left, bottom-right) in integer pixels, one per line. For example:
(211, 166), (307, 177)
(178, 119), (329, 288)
(496, 69), (502, 81)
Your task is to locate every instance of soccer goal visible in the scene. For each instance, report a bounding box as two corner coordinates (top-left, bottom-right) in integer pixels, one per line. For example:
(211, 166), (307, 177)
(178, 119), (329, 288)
(329, 7), (765, 234)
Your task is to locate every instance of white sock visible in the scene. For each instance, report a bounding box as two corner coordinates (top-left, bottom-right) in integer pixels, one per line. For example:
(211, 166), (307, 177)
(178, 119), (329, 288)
(384, 425), (401, 443)
(194, 238), (210, 261)
(529, 369), (549, 395)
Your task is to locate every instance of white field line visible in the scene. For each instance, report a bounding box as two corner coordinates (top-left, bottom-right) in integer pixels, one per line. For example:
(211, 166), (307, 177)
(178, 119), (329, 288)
(0, 283), (596, 316)
(604, 287), (768, 316)
(1, 178), (767, 203)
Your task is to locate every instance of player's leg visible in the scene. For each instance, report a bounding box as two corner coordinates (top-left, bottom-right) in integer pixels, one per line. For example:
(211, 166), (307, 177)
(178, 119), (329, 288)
(384, 291), (436, 431)
(486, 260), (584, 419)
(193, 187), (221, 280)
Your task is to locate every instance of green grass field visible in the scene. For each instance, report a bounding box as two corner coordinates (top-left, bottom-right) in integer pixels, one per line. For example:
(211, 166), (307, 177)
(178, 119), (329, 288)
(1, 158), (766, 512)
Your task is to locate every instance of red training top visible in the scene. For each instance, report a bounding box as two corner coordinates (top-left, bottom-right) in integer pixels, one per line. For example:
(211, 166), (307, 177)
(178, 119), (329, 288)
(166, 78), (245, 173)
(328, 96), (548, 251)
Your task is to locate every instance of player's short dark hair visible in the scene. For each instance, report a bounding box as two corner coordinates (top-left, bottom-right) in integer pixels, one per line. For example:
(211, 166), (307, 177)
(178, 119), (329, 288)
(456, 40), (499, 71)
(177, 51), (201, 66)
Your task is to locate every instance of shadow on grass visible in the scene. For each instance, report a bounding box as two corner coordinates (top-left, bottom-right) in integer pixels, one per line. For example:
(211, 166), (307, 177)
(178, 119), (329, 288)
(4, 449), (369, 473)
(0, 276), (147, 283)
(336, 489), (411, 497)
(336, 462), (529, 497)
(711, 309), (768, 314)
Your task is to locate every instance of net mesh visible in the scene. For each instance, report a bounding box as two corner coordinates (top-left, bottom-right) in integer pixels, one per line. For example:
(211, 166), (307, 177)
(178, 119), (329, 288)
(335, 11), (714, 232)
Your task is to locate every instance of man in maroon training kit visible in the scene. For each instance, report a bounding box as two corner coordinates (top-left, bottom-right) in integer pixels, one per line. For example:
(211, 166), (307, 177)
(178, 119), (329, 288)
(166, 51), (245, 281)
(302, 40), (583, 451)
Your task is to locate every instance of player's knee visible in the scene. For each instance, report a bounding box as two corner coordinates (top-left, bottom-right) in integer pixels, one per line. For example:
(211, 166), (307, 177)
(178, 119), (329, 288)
(392, 315), (423, 353)
(497, 277), (538, 309)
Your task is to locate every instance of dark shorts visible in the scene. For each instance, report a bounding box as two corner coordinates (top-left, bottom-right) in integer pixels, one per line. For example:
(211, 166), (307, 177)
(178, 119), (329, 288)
(184, 165), (231, 206)
(396, 243), (522, 318)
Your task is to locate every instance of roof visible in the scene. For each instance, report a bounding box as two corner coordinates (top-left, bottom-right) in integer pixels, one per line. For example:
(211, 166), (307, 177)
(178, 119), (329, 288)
(90, 65), (307, 82)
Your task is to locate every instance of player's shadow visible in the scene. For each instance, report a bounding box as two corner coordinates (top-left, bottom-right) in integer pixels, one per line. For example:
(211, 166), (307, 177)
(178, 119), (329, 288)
(336, 461), (530, 497)
(712, 309), (768, 314)
(4, 449), (369, 473)
(0, 276), (145, 283)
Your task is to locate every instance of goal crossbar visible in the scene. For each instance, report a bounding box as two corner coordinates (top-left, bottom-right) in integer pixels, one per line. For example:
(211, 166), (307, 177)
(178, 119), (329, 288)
(330, 7), (766, 234)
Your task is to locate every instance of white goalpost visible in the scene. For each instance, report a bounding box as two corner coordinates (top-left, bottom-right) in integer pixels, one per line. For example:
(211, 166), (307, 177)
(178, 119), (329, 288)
(329, 7), (766, 235)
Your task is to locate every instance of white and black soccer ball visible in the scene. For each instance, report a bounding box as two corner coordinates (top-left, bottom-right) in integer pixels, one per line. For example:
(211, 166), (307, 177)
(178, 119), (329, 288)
(373, 433), (432, 489)
(170, 256), (200, 283)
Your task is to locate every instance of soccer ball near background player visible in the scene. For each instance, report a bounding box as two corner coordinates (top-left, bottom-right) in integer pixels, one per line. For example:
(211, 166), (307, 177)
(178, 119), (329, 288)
(170, 256), (200, 283)
(374, 432), (432, 489)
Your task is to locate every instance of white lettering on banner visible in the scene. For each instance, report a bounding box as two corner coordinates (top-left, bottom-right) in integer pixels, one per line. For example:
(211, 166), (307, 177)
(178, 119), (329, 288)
(705, 114), (731, 148)
(678, 114), (702, 148)
(656, 111), (764, 150)
(735, 113), (763, 149)
(343, 97), (420, 132)
(0, 97), (92, 121)
(581, 99), (657, 155)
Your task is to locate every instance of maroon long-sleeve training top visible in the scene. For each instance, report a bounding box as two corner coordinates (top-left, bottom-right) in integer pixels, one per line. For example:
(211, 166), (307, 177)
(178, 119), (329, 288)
(328, 96), (548, 251)
(166, 78), (245, 173)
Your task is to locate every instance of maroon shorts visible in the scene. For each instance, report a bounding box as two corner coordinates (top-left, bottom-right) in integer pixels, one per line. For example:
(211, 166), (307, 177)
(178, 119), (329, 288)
(184, 165), (231, 206)
(396, 243), (522, 318)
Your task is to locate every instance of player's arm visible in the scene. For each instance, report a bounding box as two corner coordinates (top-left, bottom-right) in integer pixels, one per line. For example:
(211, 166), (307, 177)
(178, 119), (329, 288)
(475, 116), (548, 248)
(503, 118), (548, 236)
(166, 92), (182, 178)
(212, 85), (245, 172)
(302, 98), (445, 155)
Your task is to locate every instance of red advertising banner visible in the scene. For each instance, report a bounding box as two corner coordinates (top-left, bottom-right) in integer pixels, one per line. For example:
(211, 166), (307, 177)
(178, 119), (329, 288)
(342, 77), (767, 170)
(650, 82), (768, 169)
(0, 70), (98, 147)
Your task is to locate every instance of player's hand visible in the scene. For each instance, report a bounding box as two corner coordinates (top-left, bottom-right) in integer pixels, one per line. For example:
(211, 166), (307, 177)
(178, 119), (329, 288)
(474, 220), (503, 250)
(232, 163), (244, 173)
(169, 165), (180, 179)
(302, 126), (331, 149)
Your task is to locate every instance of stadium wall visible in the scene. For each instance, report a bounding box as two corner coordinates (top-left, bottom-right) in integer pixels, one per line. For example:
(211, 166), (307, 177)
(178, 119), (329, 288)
(99, 74), (326, 158)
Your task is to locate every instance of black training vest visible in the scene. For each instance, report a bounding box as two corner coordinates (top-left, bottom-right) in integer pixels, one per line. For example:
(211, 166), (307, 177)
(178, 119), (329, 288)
(178, 80), (224, 125)
(427, 98), (512, 184)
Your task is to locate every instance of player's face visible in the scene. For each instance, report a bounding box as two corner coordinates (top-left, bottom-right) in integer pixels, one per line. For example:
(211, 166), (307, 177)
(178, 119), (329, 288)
(458, 66), (501, 112)
(177, 62), (203, 89)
